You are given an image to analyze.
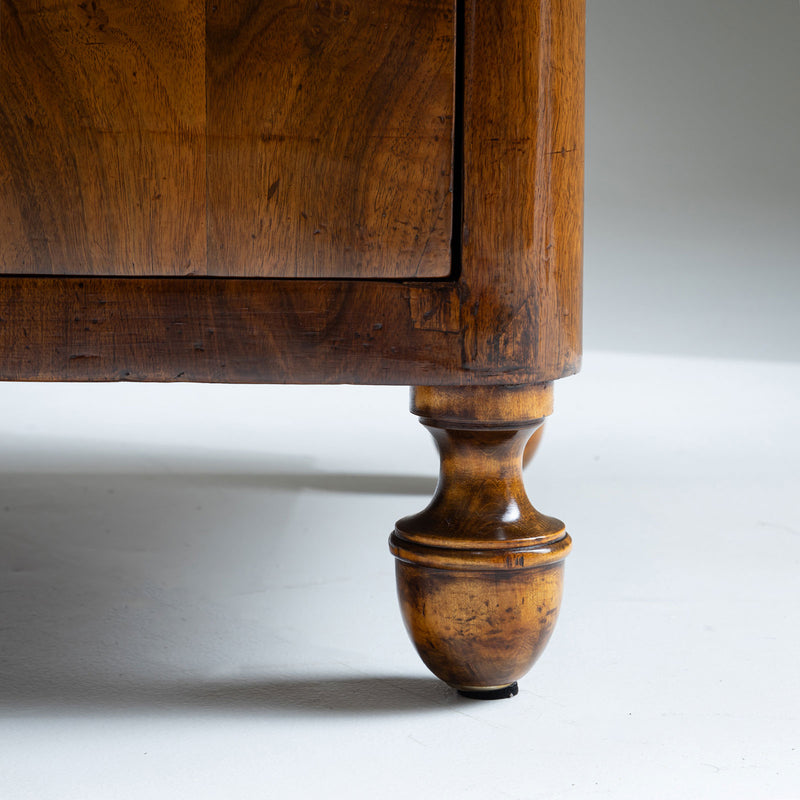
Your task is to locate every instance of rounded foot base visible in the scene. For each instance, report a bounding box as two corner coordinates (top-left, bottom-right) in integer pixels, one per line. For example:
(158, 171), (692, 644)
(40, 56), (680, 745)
(390, 558), (568, 689)
(390, 385), (571, 692)
(458, 683), (519, 700)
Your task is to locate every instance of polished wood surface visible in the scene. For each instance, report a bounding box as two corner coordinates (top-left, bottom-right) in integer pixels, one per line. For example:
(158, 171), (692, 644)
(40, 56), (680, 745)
(459, 0), (584, 374)
(0, 0), (454, 278)
(0, 276), (570, 385)
(207, 0), (454, 278)
(0, 0), (584, 386)
(390, 385), (571, 693)
(0, 0), (206, 276)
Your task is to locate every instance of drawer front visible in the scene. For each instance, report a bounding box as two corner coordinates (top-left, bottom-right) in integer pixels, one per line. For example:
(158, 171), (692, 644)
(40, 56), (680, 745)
(0, 0), (455, 278)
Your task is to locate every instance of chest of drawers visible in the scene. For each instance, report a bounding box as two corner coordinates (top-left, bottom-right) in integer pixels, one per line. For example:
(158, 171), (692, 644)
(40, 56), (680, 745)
(0, 0), (584, 697)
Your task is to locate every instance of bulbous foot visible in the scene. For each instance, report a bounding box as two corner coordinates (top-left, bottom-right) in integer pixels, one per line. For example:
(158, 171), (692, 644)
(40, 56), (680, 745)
(389, 385), (571, 695)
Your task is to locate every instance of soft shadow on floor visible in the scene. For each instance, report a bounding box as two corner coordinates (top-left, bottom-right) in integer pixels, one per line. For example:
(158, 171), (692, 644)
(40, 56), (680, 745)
(1, 676), (467, 717)
(184, 471), (436, 496)
(0, 463), (448, 720)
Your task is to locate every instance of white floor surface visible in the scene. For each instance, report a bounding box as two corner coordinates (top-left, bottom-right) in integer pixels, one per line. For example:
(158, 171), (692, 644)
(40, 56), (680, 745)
(0, 351), (798, 799)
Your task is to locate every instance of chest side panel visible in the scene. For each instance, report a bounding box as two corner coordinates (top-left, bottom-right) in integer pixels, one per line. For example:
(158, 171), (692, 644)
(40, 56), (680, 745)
(206, 0), (455, 278)
(0, 0), (455, 279)
(0, 0), (207, 276)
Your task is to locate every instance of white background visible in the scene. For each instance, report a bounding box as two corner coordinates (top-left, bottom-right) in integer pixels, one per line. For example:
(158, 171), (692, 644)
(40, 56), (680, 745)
(586, 0), (799, 361)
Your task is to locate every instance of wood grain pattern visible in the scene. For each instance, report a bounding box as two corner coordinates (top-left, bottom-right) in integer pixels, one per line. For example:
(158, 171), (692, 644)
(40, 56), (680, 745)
(0, 0), (454, 278)
(390, 385), (571, 693)
(459, 0), (584, 377)
(206, 0), (455, 278)
(0, 277), (462, 383)
(0, 0), (206, 275)
(0, 0), (584, 386)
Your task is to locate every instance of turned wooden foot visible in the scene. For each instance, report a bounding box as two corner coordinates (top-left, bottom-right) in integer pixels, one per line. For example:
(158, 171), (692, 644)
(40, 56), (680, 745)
(389, 385), (571, 697)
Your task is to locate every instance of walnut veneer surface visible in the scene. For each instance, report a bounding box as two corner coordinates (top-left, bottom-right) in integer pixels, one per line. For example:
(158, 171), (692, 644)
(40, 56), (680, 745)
(0, 0), (454, 278)
(0, 0), (583, 386)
